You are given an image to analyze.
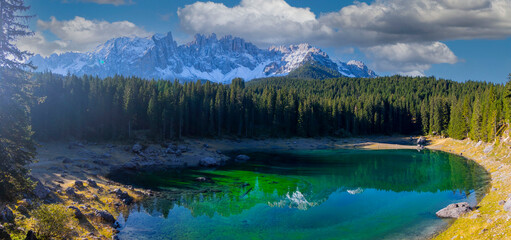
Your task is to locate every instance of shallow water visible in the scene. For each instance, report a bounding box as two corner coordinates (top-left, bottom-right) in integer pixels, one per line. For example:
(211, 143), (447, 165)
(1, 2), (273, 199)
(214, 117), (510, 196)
(110, 149), (490, 240)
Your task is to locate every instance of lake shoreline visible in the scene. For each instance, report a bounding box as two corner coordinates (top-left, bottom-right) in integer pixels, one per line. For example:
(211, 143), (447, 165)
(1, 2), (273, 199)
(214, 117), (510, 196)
(22, 135), (503, 239)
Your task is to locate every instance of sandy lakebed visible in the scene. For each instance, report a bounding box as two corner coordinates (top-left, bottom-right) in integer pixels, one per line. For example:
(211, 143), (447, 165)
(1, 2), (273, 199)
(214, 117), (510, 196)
(25, 135), (511, 239)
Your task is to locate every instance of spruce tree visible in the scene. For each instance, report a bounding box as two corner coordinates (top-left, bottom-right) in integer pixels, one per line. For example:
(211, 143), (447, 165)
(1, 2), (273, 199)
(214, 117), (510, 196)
(0, 0), (35, 200)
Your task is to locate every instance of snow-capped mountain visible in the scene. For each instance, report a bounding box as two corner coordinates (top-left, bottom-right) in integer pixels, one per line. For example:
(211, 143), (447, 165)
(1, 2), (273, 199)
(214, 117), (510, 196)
(31, 32), (377, 83)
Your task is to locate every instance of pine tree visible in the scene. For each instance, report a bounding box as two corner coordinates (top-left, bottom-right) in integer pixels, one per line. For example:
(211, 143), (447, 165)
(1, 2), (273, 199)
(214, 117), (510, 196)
(0, 0), (35, 200)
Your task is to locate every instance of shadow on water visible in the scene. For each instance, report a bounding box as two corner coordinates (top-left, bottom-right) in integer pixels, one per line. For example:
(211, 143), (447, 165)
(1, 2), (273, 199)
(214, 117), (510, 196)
(108, 149), (490, 240)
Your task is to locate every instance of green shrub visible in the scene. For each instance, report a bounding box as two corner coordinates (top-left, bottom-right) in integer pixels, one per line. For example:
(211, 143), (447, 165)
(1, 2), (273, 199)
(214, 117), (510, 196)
(31, 204), (78, 240)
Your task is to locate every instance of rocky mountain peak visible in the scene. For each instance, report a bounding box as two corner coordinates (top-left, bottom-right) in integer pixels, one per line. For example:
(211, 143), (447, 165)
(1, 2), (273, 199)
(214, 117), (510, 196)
(30, 31), (377, 83)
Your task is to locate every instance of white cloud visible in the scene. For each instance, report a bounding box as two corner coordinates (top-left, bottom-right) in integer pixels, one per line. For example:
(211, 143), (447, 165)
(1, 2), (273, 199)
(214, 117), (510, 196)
(178, 0), (326, 45)
(362, 42), (458, 76)
(178, 0), (511, 74)
(18, 16), (150, 56)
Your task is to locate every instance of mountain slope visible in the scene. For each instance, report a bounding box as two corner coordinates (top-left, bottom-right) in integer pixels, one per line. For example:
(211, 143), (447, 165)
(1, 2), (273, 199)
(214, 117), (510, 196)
(287, 63), (343, 79)
(31, 32), (377, 83)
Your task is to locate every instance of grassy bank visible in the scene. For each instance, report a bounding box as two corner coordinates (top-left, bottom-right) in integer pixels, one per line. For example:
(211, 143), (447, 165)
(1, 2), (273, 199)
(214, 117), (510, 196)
(428, 136), (511, 240)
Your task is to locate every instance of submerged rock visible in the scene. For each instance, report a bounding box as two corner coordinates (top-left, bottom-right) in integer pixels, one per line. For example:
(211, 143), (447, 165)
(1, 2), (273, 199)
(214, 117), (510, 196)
(235, 155), (250, 162)
(436, 202), (472, 218)
(195, 177), (214, 183)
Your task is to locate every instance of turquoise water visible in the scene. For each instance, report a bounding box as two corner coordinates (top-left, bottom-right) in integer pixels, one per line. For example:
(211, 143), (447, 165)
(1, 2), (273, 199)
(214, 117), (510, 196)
(110, 149), (490, 240)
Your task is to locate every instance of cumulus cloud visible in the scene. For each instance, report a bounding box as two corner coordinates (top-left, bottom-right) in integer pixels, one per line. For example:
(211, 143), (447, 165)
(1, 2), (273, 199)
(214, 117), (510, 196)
(178, 0), (511, 74)
(18, 16), (150, 56)
(177, 0), (326, 45)
(362, 42), (458, 76)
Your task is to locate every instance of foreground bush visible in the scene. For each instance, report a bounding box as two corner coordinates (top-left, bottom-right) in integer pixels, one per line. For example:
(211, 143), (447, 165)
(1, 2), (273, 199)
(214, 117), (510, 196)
(30, 204), (77, 239)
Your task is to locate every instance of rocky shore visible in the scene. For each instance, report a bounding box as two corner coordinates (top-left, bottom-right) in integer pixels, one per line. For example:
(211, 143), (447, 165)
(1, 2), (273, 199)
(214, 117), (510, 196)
(2, 135), (502, 239)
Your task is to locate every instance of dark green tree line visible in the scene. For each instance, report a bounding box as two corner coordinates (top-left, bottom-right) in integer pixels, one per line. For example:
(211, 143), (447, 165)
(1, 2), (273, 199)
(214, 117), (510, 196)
(29, 73), (510, 143)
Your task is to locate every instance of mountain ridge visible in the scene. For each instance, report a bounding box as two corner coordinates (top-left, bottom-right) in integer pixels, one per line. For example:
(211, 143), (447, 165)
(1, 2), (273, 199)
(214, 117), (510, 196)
(31, 32), (377, 83)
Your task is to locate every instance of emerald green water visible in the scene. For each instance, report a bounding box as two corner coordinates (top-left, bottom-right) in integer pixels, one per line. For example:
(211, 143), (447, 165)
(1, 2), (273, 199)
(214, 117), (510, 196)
(110, 149), (489, 240)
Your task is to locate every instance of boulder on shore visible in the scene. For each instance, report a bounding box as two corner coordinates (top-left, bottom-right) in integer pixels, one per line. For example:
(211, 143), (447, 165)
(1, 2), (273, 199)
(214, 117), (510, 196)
(417, 136), (427, 146)
(87, 179), (98, 188)
(436, 202), (472, 218)
(199, 157), (219, 167)
(503, 198), (511, 212)
(95, 210), (115, 224)
(0, 206), (15, 223)
(68, 206), (84, 220)
(132, 143), (143, 153)
(33, 180), (50, 199)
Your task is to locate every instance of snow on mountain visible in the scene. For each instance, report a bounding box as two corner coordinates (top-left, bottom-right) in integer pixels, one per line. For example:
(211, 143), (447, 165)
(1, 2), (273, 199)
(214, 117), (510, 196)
(31, 32), (377, 83)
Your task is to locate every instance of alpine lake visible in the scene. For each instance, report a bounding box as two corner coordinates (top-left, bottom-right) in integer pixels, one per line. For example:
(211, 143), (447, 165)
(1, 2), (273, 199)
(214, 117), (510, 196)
(108, 149), (490, 240)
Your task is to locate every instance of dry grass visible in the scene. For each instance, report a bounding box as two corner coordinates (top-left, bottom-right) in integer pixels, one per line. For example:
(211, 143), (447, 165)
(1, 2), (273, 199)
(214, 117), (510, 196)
(429, 136), (511, 240)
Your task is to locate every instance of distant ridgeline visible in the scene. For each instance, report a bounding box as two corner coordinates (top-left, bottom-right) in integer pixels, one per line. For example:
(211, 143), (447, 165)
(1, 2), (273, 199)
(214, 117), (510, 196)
(30, 72), (510, 142)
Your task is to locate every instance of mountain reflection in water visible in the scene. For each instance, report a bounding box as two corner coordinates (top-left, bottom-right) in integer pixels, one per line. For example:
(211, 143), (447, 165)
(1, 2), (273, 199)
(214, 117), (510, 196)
(110, 149), (490, 240)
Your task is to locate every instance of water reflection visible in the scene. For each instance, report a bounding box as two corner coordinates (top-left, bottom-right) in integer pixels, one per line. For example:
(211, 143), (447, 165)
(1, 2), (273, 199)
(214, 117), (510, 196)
(110, 149), (490, 240)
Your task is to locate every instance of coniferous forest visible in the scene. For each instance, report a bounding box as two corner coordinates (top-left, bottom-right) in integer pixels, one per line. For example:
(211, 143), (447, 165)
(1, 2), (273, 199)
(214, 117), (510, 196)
(30, 72), (511, 142)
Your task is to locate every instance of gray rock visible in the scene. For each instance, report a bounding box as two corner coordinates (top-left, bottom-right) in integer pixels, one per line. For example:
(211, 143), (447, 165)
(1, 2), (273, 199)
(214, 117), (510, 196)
(417, 136), (427, 146)
(65, 187), (77, 197)
(118, 191), (133, 205)
(110, 189), (123, 195)
(33, 180), (50, 199)
(484, 145), (494, 153)
(87, 179), (98, 188)
(199, 157), (219, 167)
(56, 156), (72, 163)
(132, 143), (143, 153)
(74, 180), (84, 188)
(18, 199), (32, 208)
(17, 205), (29, 216)
(68, 206), (85, 220)
(95, 210), (115, 224)
(111, 189), (133, 205)
(113, 221), (121, 229)
(235, 155), (250, 162)
(503, 199), (511, 212)
(165, 147), (175, 154)
(436, 202), (472, 218)
(0, 206), (15, 223)
(195, 177), (214, 183)
(121, 162), (139, 170)
(178, 145), (188, 153)
(0, 225), (11, 240)
(175, 150), (182, 157)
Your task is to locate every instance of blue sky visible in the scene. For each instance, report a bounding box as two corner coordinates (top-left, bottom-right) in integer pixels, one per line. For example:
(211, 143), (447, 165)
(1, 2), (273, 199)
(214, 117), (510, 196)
(21, 0), (511, 83)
